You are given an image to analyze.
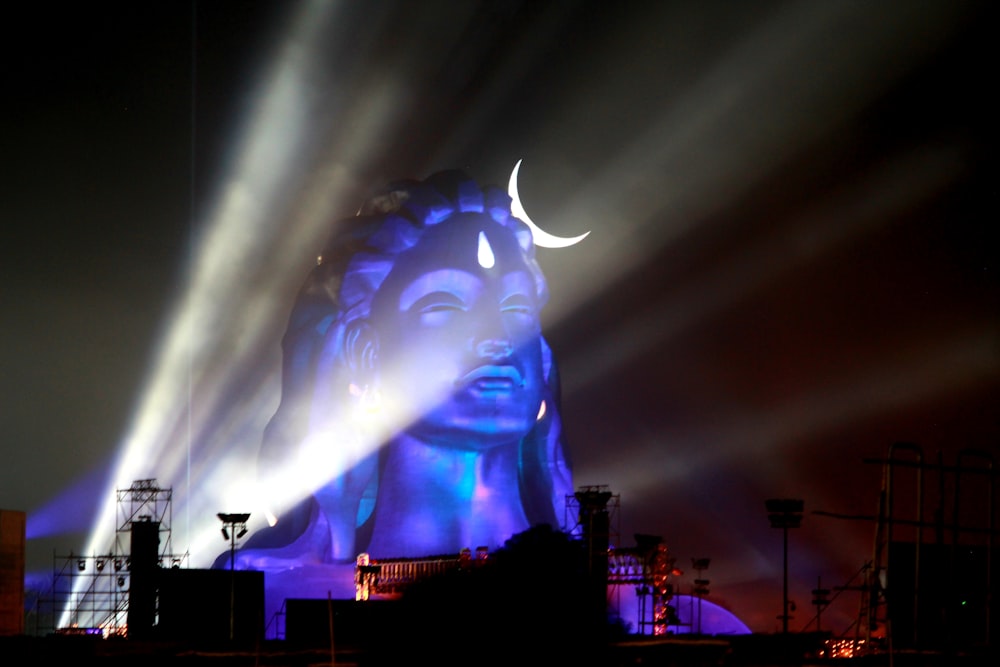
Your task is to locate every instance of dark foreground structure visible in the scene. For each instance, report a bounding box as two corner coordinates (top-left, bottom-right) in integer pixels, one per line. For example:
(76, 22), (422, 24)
(2, 631), (995, 667)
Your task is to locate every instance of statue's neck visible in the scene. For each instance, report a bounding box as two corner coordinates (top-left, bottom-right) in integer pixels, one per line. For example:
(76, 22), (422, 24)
(365, 433), (529, 558)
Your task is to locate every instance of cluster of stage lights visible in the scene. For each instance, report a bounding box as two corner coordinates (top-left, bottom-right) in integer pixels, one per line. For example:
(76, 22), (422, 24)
(217, 513), (250, 541)
(74, 555), (131, 589)
(75, 555), (184, 571)
(76, 556), (129, 572)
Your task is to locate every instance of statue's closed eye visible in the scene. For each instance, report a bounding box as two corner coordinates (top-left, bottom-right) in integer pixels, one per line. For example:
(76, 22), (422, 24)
(409, 291), (468, 326)
(410, 291), (468, 313)
(500, 293), (534, 316)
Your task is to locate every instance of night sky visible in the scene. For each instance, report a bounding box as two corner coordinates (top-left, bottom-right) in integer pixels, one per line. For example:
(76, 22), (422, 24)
(3, 1), (996, 635)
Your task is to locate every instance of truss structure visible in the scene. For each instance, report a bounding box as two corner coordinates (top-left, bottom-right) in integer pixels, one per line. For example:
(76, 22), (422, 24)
(37, 479), (189, 636)
(855, 444), (996, 656)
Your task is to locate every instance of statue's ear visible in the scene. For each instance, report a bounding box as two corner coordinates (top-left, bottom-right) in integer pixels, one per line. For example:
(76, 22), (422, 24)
(344, 319), (379, 380)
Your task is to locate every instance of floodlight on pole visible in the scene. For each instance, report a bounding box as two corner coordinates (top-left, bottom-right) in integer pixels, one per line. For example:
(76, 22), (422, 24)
(217, 512), (251, 641)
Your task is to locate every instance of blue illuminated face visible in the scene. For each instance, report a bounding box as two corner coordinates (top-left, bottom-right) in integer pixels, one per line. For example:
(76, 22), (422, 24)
(372, 213), (544, 448)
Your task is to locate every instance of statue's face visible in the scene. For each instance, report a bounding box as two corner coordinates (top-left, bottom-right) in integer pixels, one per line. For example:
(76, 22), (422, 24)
(371, 213), (544, 448)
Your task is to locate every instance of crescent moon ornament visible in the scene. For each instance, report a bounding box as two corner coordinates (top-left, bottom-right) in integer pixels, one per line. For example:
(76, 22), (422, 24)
(508, 159), (590, 248)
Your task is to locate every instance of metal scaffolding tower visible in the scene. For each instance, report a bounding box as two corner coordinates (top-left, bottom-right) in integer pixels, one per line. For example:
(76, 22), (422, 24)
(39, 479), (188, 636)
(607, 534), (678, 635)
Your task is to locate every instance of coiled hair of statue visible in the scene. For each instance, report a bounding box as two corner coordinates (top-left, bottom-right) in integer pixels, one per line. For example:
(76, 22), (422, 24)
(259, 169), (570, 551)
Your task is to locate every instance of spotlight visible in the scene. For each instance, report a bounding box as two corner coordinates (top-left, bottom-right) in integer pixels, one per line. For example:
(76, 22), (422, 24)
(171, 558), (181, 569)
(217, 512), (252, 570)
(96, 559), (106, 572)
(77, 559), (86, 572)
(113, 558), (123, 571)
(117, 576), (126, 588)
(217, 512), (251, 525)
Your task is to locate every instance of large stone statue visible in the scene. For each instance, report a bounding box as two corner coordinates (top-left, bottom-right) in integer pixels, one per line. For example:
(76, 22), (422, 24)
(226, 169), (573, 597)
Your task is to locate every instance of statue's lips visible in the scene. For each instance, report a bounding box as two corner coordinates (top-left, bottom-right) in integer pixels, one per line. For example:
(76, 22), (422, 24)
(456, 365), (524, 393)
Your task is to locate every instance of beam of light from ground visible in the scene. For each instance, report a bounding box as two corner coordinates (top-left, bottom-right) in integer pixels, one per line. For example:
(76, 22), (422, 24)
(525, 0), (971, 328)
(25, 463), (111, 541)
(64, 0), (503, 626)
(575, 325), (999, 571)
(117, 0), (492, 565)
(562, 142), (966, 392)
(63, 0), (343, 627)
(521, 1), (980, 620)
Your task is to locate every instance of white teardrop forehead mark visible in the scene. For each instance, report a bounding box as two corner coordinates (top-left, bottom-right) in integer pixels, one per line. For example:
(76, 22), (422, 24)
(508, 159), (590, 248)
(478, 231), (495, 268)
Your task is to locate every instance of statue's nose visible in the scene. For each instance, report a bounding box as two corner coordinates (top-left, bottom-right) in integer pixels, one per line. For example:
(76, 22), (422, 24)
(476, 338), (513, 360)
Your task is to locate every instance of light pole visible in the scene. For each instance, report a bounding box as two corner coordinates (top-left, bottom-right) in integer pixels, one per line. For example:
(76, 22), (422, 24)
(766, 499), (803, 634)
(691, 557), (711, 635)
(812, 575), (830, 633)
(217, 512), (250, 641)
